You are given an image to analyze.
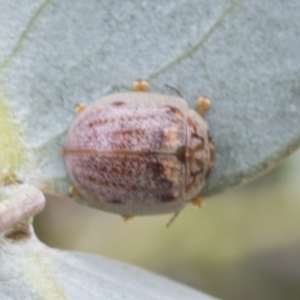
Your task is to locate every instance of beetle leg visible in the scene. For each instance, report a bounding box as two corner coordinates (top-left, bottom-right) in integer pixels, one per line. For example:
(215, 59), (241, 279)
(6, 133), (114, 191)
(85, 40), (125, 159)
(68, 185), (80, 197)
(74, 103), (87, 114)
(165, 211), (181, 227)
(197, 96), (211, 115)
(122, 215), (135, 222)
(133, 79), (149, 92)
(191, 196), (205, 208)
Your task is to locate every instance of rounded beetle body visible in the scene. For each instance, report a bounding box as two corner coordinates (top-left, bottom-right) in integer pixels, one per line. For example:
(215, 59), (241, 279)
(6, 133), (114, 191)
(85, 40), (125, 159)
(64, 92), (214, 215)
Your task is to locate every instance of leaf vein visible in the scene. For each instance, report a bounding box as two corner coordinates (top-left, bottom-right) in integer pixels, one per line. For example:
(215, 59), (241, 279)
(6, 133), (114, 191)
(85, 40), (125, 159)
(0, 0), (52, 71)
(147, 0), (242, 82)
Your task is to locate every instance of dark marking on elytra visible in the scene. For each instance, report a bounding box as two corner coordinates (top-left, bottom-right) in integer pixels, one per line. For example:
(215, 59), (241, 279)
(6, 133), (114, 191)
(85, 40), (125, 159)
(152, 129), (167, 150)
(164, 105), (184, 118)
(195, 159), (204, 170)
(148, 160), (164, 178)
(112, 101), (125, 106)
(87, 175), (97, 182)
(191, 132), (204, 143)
(191, 169), (203, 178)
(108, 198), (124, 205)
(159, 194), (177, 202)
(112, 128), (143, 138)
(155, 177), (177, 202)
(88, 118), (109, 128)
(176, 146), (186, 164)
(194, 139), (205, 151)
(185, 156), (204, 192)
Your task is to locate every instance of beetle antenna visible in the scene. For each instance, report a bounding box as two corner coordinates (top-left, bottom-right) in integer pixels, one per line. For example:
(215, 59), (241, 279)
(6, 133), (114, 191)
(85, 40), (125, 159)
(164, 84), (183, 98)
(165, 211), (181, 228)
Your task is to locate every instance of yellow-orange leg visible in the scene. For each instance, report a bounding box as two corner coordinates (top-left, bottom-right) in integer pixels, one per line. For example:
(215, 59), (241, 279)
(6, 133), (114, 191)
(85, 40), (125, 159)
(122, 215), (135, 222)
(197, 96), (211, 115)
(74, 103), (87, 114)
(133, 80), (149, 92)
(192, 196), (205, 208)
(68, 185), (80, 197)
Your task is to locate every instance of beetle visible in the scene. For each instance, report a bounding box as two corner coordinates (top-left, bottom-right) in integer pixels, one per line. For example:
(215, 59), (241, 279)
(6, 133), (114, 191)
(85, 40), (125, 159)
(63, 80), (214, 224)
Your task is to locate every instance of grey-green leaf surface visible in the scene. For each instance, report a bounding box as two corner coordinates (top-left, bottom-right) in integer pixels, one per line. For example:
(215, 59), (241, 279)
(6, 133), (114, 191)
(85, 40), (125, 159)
(1, 1), (300, 193)
(0, 230), (217, 300)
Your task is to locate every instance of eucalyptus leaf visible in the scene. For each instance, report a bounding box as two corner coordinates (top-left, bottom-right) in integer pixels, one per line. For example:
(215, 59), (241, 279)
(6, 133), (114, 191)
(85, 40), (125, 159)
(0, 228), (217, 300)
(0, 0), (300, 197)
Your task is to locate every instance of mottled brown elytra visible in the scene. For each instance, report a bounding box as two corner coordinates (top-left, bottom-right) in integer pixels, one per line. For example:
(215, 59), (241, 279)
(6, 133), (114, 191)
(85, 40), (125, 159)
(63, 81), (214, 224)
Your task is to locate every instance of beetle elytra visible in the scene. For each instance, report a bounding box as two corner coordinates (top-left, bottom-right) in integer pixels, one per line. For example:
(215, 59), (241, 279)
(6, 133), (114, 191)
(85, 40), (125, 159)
(63, 81), (215, 222)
